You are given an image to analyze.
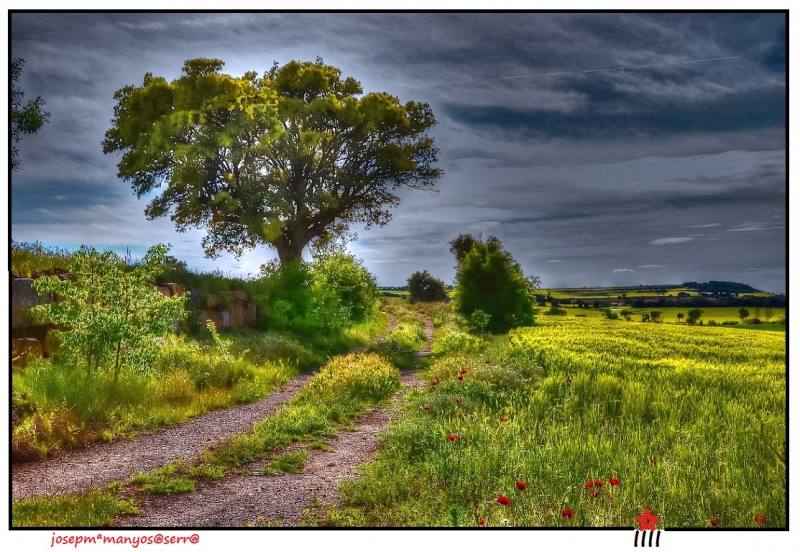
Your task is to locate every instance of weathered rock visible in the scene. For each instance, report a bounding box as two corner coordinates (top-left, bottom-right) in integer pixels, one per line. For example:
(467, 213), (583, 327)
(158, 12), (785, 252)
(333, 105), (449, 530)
(227, 290), (248, 302)
(167, 283), (185, 298)
(228, 302), (247, 328)
(12, 338), (43, 363)
(245, 303), (257, 327)
(205, 294), (219, 309)
(12, 278), (53, 329)
(157, 286), (171, 297)
(185, 286), (203, 307)
(200, 309), (223, 329)
(220, 310), (230, 328)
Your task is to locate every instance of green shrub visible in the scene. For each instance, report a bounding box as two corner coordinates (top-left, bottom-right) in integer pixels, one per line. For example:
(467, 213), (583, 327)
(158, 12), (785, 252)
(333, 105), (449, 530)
(407, 270), (448, 303)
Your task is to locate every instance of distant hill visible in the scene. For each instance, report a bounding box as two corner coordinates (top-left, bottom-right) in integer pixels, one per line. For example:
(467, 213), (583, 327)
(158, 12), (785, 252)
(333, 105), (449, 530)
(682, 281), (762, 295)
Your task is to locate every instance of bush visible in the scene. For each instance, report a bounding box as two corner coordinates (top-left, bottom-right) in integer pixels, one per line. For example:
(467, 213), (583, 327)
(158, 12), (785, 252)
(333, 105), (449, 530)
(407, 270), (447, 303)
(451, 235), (538, 334)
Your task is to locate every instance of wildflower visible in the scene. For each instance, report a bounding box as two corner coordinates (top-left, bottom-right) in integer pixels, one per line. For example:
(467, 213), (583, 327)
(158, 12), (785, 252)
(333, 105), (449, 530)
(456, 397), (462, 403)
(650, 459), (658, 466)
(432, 379), (439, 386)
(457, 375), (464, 381)
(710, 519), (719, 527)
(609, 478), (619, 486)
(516, 481), (527, 491)
(478, 519), (485, 526)
(485, 359), (491, 364)
(424, 406), (430, 411)
(448, 434), (457, 442)
(589, 491), (598, 498)
(497, 496), (512, 506)
(461, 369), (468, 374)
(755, 515), (766, 525)
(500, 416), (507, 422)
(594, 480), (603, 487)
(585, 481), (594, 489)
(660, 449), (666, 455)
(566, 376), (572, 384)
(562, 508), (573, 519)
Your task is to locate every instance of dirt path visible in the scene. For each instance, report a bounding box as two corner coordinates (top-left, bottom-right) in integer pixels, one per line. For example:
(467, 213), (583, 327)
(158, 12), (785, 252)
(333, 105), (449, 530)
(12, 313), (402, 501)
(114, 369), (426, 527)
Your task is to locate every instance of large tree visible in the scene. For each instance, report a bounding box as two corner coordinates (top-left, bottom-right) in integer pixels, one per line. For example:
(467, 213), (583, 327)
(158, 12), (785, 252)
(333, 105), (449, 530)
(103, 58), (442, 264)
(11, 58), (50, 171)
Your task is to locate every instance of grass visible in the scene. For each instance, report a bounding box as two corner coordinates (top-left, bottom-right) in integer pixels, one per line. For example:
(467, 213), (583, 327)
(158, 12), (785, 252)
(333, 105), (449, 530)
(261, 450), (310, 474)
(11, 241), (75, 278)
(325, 310), (785, 528)
(12, 490), (138, 527)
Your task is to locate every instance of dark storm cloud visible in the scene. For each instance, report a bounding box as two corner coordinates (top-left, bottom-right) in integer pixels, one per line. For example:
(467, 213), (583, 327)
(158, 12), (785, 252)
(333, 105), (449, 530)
(10, 12), (787, 293)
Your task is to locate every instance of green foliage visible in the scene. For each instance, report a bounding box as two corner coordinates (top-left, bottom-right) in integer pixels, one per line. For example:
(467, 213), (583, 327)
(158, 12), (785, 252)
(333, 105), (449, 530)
(407, 270), (448, 303)
(262, 450), (309, 474)
(603, 308), (619, 320)
(131, 461), (196, 494)
(739, 307), (750, 322)
(11, 59), (50, 171)
(469, 309), (491, 333)
(11, 241), (74, 277)
(687, 308), (704, 325)
(31, 244), (188, 384)
(452, 235), (539, 333)
(12, 490), (138, 527)
(311, 247), (380, 322)
(103, 58), (442, 264)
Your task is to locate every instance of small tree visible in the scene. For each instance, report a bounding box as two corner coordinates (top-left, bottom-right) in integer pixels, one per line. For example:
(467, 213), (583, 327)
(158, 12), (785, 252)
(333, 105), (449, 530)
(470, 309), (491, 335)
(676, 312), (684, 323)
(407, 270), (447, 303)
(687, 308), (703, 325)
(641, 313), (650, 323)
(738, 307), (750, 324)
(650, 311), (662, 323)
(31, 244), (187, 385)
(11, 59), (50, 171)
(452, 235), (539, 333)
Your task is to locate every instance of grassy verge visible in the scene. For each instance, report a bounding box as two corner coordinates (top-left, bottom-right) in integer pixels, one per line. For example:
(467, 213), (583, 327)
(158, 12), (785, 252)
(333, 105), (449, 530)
(12, 314), (387, 462)
(323, 310), (786, 528)
(12, 490), (138, 527)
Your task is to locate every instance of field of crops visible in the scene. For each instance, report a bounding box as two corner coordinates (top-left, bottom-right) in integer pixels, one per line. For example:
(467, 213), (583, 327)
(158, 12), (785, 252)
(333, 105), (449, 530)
(328, 314), (786, 528)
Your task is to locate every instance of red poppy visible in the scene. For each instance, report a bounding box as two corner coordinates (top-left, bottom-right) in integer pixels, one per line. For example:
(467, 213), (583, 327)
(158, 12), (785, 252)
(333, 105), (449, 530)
(448, 434), (457, 442)
(463, 413), (469, 418)
(585, 481), (594, 489)
(516, 481), (527, 491)
(562, 508), (573, 519)
(566, 376), (572, 384)
(594, 480), (603, 487)
(650, 459), (658, 466)
(497, 495), (512, 506)
(589, 491), (598, 498)
(485, 359), (491, 364)
(660, 449), (666, 455)
(478, 519), (485, 526)
(461, 369), (468, 374)
(424, 406), (430, 411)
(500, 416), (507, 422)
(710, 519), (719, 527)
(609, 478), (619, 486)
(456, 397), (462, 403)
(432, 379), (439, 386)
(755, 515), (766, 525)
(457, 375), (464, 381)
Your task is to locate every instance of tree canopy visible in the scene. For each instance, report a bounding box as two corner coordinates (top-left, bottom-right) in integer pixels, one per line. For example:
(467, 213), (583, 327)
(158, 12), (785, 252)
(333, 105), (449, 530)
(11, 59), (50, 171)
(103, 58), (442, 264)
(451, 235), (539, 333)
(407, 270), (447, 303)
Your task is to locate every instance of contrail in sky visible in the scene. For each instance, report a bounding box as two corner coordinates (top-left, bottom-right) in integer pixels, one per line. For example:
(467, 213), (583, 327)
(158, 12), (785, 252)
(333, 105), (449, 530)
(433, 55), (742, 87)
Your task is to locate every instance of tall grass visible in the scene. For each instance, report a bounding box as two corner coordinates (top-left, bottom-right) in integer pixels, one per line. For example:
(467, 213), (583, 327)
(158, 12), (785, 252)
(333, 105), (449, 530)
(328, 315), (785, 528)
(11, 241), (75, 277)
(12, 490), (138, 527)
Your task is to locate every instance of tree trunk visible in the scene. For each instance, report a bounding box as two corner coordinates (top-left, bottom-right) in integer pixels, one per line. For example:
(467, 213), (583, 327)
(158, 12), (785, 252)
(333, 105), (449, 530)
(274, 232), (308, 266)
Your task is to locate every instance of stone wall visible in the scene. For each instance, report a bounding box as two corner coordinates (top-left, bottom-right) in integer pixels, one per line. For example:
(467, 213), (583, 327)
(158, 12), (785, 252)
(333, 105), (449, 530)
(11, 275), (259, 363)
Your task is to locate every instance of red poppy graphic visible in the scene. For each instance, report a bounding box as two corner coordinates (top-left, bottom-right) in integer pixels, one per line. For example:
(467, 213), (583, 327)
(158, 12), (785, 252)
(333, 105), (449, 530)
(562, 508), (573, 518)
(566, 376), (572, 384)
(516, 481), (527, 491)
(448, 434), (457, 442)
(650, 458), (658, 466)
(660, 449), (666, 455)
(432, 379), (439, 386)
(497, 495), (512, 506)
(457, 375), (464, 381)
(485, 359), (491, 364)
(585, 481), (594, 489)
(609, 478), (619, 486)
(711, 519), (719, 527)
(755, 515), (766, 525)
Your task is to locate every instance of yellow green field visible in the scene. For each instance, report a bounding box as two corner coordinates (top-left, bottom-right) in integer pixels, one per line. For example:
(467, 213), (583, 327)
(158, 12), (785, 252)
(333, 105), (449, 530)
(328, 312), (786, 528)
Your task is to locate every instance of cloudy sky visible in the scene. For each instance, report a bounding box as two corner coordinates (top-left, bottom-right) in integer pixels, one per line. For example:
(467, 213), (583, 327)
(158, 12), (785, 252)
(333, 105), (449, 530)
(10, 12), (787, 292)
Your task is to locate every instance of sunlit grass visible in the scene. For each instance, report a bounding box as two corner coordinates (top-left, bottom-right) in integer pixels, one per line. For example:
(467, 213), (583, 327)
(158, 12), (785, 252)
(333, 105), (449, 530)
(12, 490), (138, 527)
